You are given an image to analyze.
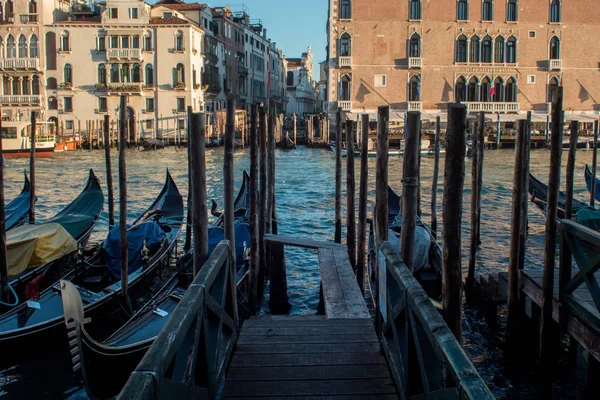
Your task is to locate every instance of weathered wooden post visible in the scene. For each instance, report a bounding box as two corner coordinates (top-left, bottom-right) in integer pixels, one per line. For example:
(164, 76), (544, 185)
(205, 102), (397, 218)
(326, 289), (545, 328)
(346, 120), (356, 271)
(442, 103), (467, 341)
(184, 107), (193, 252)
(518, 112), (532, 272)
(431, 116), (441, 239)
(539, 87), (563, 397)
(401, 111), (421, 272)
(103, 115), (115, 228)
(190, 112), (208, 276)
(0, 112), (9, 303)
(266, 108), (275, 235)
(293, 113), (297, 145)
(29, 111), (36, 224)
(335, 110), (342, 243)
(591, 120), (598, 206)
(118, 95), (129, 303)
(258, 105), (267, 298)
(496, 113), (501, 149)
(89, 119), (93, 151)
(357, 114), (369, 292)
(249, 104), (259, 308)
(224, 96), (236, 266)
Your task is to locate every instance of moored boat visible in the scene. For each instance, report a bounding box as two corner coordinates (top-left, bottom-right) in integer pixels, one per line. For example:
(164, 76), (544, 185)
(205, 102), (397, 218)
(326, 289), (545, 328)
(5, 172), (34, 231)
(277, 132), (296, 150)
(1, 120), (56, 157)
(584, 164), (600, 203)
(528, 172), (588, 218)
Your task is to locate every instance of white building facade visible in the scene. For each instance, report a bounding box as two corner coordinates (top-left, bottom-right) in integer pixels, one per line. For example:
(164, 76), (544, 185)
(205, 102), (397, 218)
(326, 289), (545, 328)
(285, 46), (317, 116)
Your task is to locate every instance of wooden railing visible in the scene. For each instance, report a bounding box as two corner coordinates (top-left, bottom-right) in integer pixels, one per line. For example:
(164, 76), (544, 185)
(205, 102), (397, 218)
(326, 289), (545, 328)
(377, 241), (495, 399)
(117, 241), (239, 400)
(559, 220), (600, 332)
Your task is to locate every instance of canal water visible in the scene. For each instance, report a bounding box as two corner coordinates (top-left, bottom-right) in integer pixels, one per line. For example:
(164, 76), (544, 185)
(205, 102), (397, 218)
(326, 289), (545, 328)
(0, 145), (592, 398)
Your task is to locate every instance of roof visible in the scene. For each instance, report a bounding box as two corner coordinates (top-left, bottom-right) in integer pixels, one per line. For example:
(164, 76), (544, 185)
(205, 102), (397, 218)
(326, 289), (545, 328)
(150, 16), (191, 25)
(158, 3), (205, 11)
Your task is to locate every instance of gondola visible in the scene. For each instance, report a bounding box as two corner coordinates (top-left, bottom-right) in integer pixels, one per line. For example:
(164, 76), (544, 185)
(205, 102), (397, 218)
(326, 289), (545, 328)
(60, 173), (251, 399)
(584, 164), (600, 203)
(277, 133), (296, 150)
(368, 185), (443, 301)
(0, 170), (183, 370)
(528, 172), (588, 218)
(1, 170), (104, 313)
(329, 143), (348, 157)
(5, 171), (34, 231)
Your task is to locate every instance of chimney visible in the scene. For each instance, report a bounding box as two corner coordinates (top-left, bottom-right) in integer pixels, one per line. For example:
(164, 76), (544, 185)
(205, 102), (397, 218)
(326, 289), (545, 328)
(263, 28), (267, 39)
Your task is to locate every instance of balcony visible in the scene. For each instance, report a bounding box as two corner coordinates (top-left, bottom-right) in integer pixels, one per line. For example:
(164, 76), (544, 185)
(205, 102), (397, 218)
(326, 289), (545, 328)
(0, 58), (40, 70)
(463, 102), (520, 113)
(238, 65), (249, 76)
(204, 52), (218, 65)
(549, 59), (562, 71)
(339, 101), (352, 111)
(409, 57), (422, 69)
(106, 83), (143, 95)
(0, 13), (14, 24)
(0, 95), (42, 106)
(407, 101), (423, 111)
(19, 14), (38, 24)
(338, 56), (352, 68)
(107, 48), (142, 60)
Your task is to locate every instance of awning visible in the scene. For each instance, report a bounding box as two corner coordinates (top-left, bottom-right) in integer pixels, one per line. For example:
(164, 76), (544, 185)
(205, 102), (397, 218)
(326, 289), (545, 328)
(564, 111), (599, 122)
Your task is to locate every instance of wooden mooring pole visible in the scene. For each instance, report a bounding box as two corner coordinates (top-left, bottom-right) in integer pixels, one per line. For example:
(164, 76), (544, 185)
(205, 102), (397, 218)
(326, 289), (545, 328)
(431, 116), (441, 239)
(266, 107), (276, 235)
(539, 87), (563, 397)
(29, 111), (36, 224)
(346, 120), (356, 271)
(190, 112), (208, 276)
(103, 115), (115, 228)
(293, 113), (297, 145)
(0, 111), (9, 303)
(335, 110), (342, 243)
(249, 104), (259, 308)
(258, 105), (267, 299)
(442, 103), (467, 341)
(184, 107), (193, 252)
(224, 96), (236, 266)
(357, 114), (369, 292)
(401, 111), (420, 272)
(591, 120), (598, 207)
(118, 95), (129, 304)
(518, 112), (532, 274)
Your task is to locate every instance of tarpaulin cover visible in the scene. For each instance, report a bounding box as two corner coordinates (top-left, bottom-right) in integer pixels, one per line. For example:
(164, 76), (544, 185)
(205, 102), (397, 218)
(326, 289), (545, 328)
(574, 207), (600, 232)
(7, 223), (77, 278)
(208, 223), (250, 266)
(104, 222), (166, 281)
(388, 227), (431, 271)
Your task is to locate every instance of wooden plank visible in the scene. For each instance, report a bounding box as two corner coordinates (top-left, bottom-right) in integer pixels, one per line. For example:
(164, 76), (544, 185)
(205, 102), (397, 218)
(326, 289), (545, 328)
(333, 250), (369, 314)
(226, 365), (392, 381)
(223, 395), (399, 400)
(240, 325), (376, 336)
(410, 388), (459, 400)
(229, 352), (386, 367)
(244, 316), (371, 327)
(265, 234), (346, 251)
(235, 342), (380, 354)
(222, 379), (397, 397)
(319, 248), (348, 318)
(237, 334), (378, 345)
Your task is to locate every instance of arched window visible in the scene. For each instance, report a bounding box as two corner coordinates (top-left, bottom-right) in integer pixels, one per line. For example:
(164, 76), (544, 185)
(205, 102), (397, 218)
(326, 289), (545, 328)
(340, 0), (351, 19)
(548, 76), (560, 103)
(30, 34), (38, 58)
(339, 32), (351, 57)
(467, 76), (479, 101)
(64, 64), (72, 84)
(144, 32), (152, 51)
(339, 73), (352, 101)
(175, 63), (185, 84)
(493, 76), (505, 102)
(409, 0), (422, 20)
(47, 77), (57, 89)
(408, 75), (421, 101)
(0, 3), (3, 23)
(28, 0), (37, 14)
(132, 63), (141, 83)
(110, 64), (119, 83)
(2, 76), (9, 95)
(550, 36), (560, 59)
(455, 76), (467, 102)
(469, 35), (480, 63)
(287, 71), (294, 86)
(482, 0), (493, 21)
(505, 77), (517, 102)
(481, 35), (493, 63)
(480, 76), (491, 102)
(32, 75), (39, 95)
(456, 35), (468, 62)
(550, 0), (561, 23)
(61, 31), (70, 51)
(145, 64), (154, 85)
(457, 0), (469, 20)
(122, 64), (130, 83)
(409, 33), (420, 57)
(506, 36), (517, 63)
(5, 0), (13, 18)
(507, 0), (518, 21)
(6, 34), (15, 58)
(12, 77), (20, 95)
(22, 76), (30, 95)
(494, 36), (504, 63)
(0, 36), (4, 59)
(18, 34), (27, 58)
(175, 31), (184, 51)
(98, 64), (106, 85)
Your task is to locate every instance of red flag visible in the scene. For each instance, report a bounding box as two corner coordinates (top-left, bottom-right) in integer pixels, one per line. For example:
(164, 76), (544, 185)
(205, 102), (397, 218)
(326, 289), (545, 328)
(490, 86), (496, 97)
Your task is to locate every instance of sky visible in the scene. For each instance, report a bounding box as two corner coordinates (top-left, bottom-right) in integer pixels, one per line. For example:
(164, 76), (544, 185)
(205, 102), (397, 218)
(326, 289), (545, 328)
(180, 0), (329, 63)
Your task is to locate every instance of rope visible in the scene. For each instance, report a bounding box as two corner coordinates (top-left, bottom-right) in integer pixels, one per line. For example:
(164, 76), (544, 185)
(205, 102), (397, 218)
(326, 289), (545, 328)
(0, 283), (19, 307)
(401, 177), (419, 188)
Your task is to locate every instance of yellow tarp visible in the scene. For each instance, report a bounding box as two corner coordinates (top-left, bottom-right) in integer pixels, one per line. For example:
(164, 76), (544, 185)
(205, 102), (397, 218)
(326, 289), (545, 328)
(7, 223), (78, 278)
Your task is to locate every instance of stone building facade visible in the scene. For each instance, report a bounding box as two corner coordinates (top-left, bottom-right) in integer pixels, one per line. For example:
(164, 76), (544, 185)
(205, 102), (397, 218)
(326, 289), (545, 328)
(286, 46), (318, 116)
(326, 0), (600, 124)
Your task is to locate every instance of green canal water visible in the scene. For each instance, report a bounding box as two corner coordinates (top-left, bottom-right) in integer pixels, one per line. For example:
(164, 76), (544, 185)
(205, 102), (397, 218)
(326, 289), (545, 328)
(0, 145), (593, 398)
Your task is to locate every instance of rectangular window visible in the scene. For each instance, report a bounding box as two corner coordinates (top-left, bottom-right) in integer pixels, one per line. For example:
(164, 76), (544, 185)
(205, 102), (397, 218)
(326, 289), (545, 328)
(98, 97), (107, 112)
(110, 36), (118, 49)
(528, 30), (536, 38)
(146, 98), (154, 112)
(64, 97), (73, 112)
(121, 36), (129, 49)
(65, 120), (73, 130)
(145, 120), (152, 129)
(374, 74), (387, 87)
(177, 98), (185, 112)
(506, 1), (517, 21)
(178, 119), (185, 130)
(144, 35), (152, 51)
(409, 1), (422, 20)
(204, 18), (208, 29)
(129, 8), (138, 19)
(457, 0), (469, 20)
(164, 12), (173, 19)
(340, 0), (352, 19)
(97, 37), (106, 51)
(527, 75), (536, 84)
(482, 0), (493, 21)
(132, 36), (140, 49)
(550, 1), (561, 23)
(108, 8), (118, 19)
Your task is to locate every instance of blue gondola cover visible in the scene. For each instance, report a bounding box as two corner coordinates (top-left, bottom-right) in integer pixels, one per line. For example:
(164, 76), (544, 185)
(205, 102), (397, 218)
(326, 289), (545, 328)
(208, 223), (250, 266)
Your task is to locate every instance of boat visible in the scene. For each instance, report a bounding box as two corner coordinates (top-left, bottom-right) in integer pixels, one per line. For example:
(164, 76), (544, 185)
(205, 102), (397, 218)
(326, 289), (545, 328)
(5, 172), (34, 231)
(2, 170), (104, 313)
(528, 172), (588, 218)
(329, 143), (348, 157)
(584, 164), (600, 203)
(55, 136), (80, 152)
(137, 139), (165, 151)
(1, 120), (56, 157)
(59, 173), (251, 399)
(368, 185), (442, 300)
(277, 132), (296, 150)
(0, 171), (184, 370)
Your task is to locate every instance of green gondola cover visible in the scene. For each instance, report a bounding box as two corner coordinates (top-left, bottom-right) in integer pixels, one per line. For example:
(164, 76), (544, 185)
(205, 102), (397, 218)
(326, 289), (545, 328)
(574, 207), (600, 231)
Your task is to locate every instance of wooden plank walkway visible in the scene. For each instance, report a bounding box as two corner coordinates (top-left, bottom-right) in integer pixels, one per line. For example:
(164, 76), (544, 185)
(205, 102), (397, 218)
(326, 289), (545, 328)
(222, 316), (397, 399)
